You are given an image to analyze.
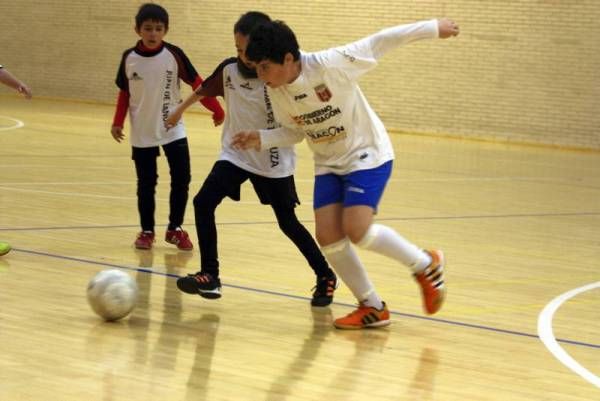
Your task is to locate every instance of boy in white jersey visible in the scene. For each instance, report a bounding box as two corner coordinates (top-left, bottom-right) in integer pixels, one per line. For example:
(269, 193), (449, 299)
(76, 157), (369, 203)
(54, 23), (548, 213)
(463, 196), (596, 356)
(233, 18), (459, 328)
(165, 12), (337, 306)
(111, 3), (224, 251)
(0, 64), (32, 256)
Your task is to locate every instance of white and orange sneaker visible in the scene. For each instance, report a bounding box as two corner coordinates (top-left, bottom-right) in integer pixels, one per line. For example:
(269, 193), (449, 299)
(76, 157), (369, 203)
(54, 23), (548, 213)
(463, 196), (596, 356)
(334, 302), (391, 330)
(414, 250), (446, 314)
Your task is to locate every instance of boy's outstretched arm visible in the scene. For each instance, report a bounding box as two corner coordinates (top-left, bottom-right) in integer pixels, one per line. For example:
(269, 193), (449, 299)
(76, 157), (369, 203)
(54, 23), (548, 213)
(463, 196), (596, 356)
(0, 67), (32, 99)
(437, 18), (460, 38)
(351, 18), (459, 60)
(165, 91), (203, 129)
(191, 76), (225, 126)
(231, 126), (305, 151)
(231, 130), (261, 151)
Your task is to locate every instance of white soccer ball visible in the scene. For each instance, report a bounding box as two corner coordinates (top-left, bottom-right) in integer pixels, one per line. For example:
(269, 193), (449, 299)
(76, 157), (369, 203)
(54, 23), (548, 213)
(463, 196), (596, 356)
(87, 269), (138, 321)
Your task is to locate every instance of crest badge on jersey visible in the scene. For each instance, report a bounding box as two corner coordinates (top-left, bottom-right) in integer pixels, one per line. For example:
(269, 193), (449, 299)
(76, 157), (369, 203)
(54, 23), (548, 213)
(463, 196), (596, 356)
(314, 84), (332, 102)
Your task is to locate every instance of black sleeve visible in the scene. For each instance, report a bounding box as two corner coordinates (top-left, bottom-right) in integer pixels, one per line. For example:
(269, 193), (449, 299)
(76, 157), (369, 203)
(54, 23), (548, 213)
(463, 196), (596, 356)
(115, 48), (135, 92)
(164, 43), (199, 86)
(196, 57), (237, 98)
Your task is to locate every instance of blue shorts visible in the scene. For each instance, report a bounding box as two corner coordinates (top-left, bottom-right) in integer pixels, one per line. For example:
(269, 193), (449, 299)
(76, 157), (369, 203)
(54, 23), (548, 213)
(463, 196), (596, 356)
(313, 161), (393, 210)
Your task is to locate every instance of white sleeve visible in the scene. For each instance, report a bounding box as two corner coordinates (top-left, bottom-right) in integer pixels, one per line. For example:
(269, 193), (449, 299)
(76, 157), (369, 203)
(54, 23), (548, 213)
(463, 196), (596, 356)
(317, 19), (439, 81)
(259, 126), (305, 149)
(353, 19), (439, 60)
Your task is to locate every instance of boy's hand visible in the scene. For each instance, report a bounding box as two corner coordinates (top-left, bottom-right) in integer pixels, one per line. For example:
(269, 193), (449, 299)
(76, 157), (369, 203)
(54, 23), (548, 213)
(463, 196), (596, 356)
(165, 111), (181, 129)
(231, 130), (261, 151)
(438, 18), (460, 38)
(111, 126), (125, 142)
(17, 84), (32, 99)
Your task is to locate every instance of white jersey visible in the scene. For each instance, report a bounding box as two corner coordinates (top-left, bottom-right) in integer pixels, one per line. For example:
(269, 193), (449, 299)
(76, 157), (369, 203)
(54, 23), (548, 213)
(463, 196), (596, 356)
(259, 19), (439, 175)
(116, 42), (198, 148)
(199, 58), (295, 178)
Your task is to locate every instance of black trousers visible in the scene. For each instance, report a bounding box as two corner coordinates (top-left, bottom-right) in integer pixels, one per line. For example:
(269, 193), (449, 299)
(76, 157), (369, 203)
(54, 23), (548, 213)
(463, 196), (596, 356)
(193, 160), (332, 280)
(132, 138), (191, 232)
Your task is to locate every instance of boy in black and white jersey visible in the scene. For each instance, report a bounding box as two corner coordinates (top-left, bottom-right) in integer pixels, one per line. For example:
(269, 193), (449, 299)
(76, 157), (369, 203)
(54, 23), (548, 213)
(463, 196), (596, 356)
(233, 18), (459, 328)
(165, 12), (337, 306)
(111, 3), (225, 251)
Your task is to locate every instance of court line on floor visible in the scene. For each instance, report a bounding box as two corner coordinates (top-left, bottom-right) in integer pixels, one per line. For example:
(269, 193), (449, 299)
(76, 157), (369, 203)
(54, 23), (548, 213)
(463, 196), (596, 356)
(2, 210), (600, 232)
(538, 282), (600, 388)
(10, 247), (600, 351)
(0, 116), (24, 132)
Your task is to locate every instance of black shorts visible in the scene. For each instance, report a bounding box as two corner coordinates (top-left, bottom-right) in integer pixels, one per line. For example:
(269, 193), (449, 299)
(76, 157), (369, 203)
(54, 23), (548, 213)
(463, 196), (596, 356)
(203, 160), (300, 208)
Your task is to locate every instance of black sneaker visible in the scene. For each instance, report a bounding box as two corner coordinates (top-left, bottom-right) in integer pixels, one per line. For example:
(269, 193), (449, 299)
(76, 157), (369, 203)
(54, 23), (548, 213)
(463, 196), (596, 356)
(177, 272), (222, 299)
(311, 273), (337, 307)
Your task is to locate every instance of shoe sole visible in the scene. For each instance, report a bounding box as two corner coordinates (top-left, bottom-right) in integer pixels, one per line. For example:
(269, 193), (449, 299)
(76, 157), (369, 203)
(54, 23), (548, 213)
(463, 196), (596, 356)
(199, 290), (222, 299)
(168, 243), (193, 251)
(334, 319), (391, 330)
(177, 278), (222, 299)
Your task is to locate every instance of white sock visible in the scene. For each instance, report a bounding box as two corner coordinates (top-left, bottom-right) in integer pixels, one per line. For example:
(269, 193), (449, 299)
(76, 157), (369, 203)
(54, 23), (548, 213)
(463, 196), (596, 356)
(357, 224), (432, 273)
(321, 238), (383, 309)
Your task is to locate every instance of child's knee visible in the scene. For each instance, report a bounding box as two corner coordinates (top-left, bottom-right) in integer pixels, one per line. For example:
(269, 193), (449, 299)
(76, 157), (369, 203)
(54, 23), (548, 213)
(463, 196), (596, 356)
(344, 223), (371, 245)
(354, 224), (380, 248)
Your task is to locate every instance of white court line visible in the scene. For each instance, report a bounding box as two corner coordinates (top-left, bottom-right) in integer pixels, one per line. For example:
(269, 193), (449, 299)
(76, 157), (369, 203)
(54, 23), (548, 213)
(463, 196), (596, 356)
(0, 185), (138, 200)
(0, 116), (24, 132)
(538, 281), (600, 388)
(0, 185), (268, 204)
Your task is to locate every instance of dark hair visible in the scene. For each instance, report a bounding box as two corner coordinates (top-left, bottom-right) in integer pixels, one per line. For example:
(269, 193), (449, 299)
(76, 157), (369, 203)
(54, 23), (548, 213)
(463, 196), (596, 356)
(234, 11), (271, 35)
(135, 3), (169, 30)
(245, 20), (300, 65)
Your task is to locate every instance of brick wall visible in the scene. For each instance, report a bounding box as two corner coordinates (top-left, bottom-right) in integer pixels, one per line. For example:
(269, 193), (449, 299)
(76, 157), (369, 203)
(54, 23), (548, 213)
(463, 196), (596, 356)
(2, 0), (599, 149)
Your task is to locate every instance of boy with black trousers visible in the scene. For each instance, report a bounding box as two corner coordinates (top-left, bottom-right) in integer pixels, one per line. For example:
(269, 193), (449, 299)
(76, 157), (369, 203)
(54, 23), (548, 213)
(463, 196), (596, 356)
(166, 12), (337, 306)
(111, 3), (225, 251)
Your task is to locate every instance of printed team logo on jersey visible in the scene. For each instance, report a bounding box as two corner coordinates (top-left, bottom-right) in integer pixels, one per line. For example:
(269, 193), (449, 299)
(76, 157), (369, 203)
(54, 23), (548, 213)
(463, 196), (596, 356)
(294, 93), (307, 101)
(314, 84), (332, 102)
(292, 105), (341, 126)
(225, 75), (235, 90)
(339, 49), (356, 62)
(240, 81), (253, 90)
(130, 72), (143, 81)
(306, 125), (347, 144)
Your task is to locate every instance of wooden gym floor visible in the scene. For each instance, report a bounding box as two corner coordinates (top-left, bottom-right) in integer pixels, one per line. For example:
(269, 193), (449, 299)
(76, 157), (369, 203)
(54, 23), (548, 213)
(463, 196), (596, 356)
(0, 97), (598, 400)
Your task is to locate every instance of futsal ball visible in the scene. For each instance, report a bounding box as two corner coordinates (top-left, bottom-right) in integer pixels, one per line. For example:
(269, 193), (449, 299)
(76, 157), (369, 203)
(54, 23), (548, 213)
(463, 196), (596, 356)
(87, 269), (138, 321)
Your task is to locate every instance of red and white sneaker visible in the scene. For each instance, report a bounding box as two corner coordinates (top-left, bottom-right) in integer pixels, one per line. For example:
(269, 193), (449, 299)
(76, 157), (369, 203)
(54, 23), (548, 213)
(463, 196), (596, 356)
(414, 250), (446, 314)
(134, 231), (155, 250)
(165, 228), (193, 251)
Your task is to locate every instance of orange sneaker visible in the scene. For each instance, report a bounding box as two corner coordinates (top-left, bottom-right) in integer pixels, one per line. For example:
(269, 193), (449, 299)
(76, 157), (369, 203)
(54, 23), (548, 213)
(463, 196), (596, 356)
(334, 302), (390, 330)
(414, 250), (446, 314)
